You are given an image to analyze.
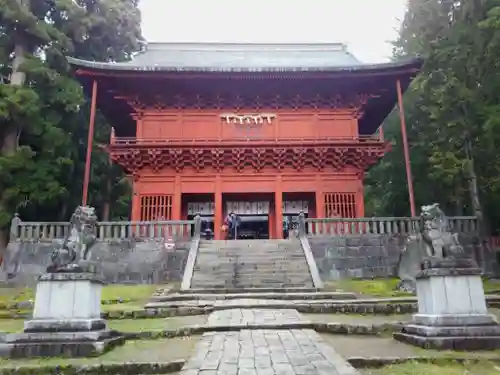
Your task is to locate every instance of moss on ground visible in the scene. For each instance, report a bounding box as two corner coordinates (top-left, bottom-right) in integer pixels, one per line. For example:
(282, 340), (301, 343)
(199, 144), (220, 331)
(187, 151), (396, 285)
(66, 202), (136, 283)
(325, 279), (412, 297)
(361, 361), (499, 375)
(327, 278), (500, 298)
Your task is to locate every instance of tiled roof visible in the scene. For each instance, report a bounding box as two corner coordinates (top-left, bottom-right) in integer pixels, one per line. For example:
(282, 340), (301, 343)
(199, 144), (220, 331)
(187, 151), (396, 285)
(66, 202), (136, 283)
(68, 42), (420, 72)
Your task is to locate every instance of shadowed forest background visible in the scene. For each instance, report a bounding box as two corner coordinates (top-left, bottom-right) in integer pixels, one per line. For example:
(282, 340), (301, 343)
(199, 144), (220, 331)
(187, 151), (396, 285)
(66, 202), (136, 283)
(0, 0), (499, 252)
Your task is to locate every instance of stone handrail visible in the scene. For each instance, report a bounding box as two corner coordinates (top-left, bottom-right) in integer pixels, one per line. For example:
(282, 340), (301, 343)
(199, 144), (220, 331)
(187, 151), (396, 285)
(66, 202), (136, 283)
(303, 216), (479, 236)
(97, 220), (194, 240)
(297, 213), (324, 289)
(10, 215), (197, 241)
(181, 215), (202, 290)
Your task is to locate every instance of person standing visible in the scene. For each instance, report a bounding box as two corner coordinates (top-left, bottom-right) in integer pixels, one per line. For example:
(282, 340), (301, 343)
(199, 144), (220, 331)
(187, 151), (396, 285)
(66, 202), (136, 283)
(224, 212), (234, 240)
(232, 213), (241, 240)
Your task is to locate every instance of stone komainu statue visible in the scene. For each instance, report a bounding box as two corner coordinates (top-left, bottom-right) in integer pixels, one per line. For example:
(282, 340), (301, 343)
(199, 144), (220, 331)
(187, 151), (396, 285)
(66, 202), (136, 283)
(420, 203), (464, 259)
(397, 203), (471, 292)
(47, 206), (98, 273)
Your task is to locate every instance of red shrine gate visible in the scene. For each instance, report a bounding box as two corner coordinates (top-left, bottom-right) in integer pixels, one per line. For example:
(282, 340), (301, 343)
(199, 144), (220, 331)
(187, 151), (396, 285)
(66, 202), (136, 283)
(68, 42), (423, 239)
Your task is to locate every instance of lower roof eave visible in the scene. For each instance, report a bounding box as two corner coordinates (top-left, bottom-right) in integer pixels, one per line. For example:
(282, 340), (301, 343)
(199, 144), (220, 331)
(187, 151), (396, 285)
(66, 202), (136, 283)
(68, 56), (424, 77)
(106, 140), (391, 149)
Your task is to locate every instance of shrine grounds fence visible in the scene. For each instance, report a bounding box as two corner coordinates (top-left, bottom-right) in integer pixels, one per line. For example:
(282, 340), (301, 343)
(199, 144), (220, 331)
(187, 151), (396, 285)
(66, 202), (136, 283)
(10, 216), (197, 241)
(10, 215), (479, 241)
(303, 216), (479, 237)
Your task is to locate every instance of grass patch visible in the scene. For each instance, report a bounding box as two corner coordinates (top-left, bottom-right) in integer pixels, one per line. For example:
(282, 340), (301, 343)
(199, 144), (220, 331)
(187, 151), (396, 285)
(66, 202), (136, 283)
(483, 279), (500, 294)
(327, 279), (412, 298)
(0, 315), (207, 333)
(0, 337), (198, 367)
(101, 302), (145, 312)
(109, 316), (207, 332)
(329, 278), (500, 298)
(0, 287), (34, 305)
(101, 284), (160, 301)
(0, 283), (164, 309)
(361, 361), (499, 375)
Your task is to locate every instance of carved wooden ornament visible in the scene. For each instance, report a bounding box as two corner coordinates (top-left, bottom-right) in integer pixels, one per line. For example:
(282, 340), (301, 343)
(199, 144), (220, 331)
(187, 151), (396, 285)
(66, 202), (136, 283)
(220, 113), (277, 125)
(110, 146), (387, 174)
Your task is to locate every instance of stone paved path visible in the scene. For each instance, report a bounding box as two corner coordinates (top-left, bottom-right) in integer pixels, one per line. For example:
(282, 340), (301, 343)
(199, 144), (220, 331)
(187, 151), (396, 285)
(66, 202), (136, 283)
(207, 309), (303, 327)
(180, 309), (360, 375)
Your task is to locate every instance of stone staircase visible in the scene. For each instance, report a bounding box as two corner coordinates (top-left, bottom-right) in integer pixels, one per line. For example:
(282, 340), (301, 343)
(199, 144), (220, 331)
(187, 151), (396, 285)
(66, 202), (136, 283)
(189, 239), (315, 289)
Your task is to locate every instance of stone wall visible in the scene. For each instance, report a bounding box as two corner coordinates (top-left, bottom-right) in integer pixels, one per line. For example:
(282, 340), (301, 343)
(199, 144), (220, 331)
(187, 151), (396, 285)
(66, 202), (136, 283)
(308, 233), (498, 280)
(1, 238), (191, 286)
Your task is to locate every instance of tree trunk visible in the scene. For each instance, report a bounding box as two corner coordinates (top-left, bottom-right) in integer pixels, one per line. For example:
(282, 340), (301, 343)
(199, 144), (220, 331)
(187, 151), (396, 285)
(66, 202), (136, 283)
(464, 135), (483, 219)
(2, 43), (26, 155)
(0, 5), (29, 256)
(102, 202), (110, 222)
(101, 164), (113, 221)
(464, 134), (486, 269)
(60, 201), (68, 221)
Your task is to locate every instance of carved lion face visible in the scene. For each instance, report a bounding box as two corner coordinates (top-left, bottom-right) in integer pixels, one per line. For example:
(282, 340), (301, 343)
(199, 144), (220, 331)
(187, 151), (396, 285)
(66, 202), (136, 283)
(421, 203), (441, 220)
(70, 206), (98, 231)
(420, 203), (449, 231)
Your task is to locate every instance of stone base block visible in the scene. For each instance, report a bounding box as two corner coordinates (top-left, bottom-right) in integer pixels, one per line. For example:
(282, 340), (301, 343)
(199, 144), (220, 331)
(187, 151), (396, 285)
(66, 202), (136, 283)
(0, 330), (124, 358)
(24, 318), (106, 333)
(403, 323), (500, 337)
(33, 273), (104, 322)
(393, 331), (500, 351)
(412, 313), (498, 326)
(394, 318), (500, 351)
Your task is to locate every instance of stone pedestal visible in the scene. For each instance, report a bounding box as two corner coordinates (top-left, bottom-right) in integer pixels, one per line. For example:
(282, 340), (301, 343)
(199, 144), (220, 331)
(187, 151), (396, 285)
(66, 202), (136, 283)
(0, 273), (124, 358)
(394, 263), (500, 350)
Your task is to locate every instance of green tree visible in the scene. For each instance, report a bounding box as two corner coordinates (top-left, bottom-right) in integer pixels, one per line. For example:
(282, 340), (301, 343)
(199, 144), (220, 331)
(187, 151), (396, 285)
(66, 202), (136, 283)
(366, 0), (500, 234)
(0, 0), (142, 251)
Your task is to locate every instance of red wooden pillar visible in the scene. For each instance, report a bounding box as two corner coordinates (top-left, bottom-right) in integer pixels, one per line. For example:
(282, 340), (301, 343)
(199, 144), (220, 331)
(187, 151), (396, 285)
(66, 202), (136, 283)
(314, 190), (324, 235)
(315, 191), (324, 218)
(214, 178), (222, 240)
(396, 79), (416, 217)
(357, 179), (365, 217)
(131, 179), (141, 221)
(268, 203), (275, 238)
(82, 79), (98, 206)
(275, 177), (283, 239)
(172, 176), (182, 220)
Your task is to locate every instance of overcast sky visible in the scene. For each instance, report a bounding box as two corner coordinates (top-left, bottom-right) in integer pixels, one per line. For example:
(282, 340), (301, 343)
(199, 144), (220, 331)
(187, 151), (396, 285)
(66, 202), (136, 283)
(139, 0), (407, 63)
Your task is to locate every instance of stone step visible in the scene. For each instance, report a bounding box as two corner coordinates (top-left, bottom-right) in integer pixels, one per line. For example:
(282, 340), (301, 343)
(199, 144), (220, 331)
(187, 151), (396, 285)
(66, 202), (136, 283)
(180, 287), (321, 294)
(190, 239), (315, 289)
(150, 291), (356, 302)
(147, 296), (414, 310)
(194, 265), (311, 271)
(190, 277), (313, 284)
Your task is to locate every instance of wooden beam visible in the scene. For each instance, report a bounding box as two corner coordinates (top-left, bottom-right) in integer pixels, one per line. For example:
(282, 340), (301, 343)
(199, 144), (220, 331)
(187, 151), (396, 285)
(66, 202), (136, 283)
(82, 79), (98, 206)
(396, 79), (416, 217)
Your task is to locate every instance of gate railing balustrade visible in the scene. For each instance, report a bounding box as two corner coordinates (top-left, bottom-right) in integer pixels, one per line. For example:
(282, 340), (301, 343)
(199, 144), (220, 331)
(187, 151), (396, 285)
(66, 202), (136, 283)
(301, 215), (479, 237)
(10, 214), (197, 241)
(10, 213), (479, 241)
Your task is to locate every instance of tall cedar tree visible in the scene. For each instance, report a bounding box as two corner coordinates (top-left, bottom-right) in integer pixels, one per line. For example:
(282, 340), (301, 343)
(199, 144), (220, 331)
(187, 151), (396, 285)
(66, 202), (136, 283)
(365, 0), (500, 234)
(0, 0), (142, 251)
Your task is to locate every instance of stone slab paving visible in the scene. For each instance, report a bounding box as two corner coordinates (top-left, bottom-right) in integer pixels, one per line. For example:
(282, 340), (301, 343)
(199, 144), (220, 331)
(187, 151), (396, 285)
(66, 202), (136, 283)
(180, 329), (359, 375)
(180, 309), (360, 374)
(207, 308), (304, 327)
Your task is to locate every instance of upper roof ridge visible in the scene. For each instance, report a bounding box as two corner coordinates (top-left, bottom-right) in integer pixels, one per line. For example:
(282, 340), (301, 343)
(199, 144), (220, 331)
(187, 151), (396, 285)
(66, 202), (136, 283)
(143, 42), (349, 52)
